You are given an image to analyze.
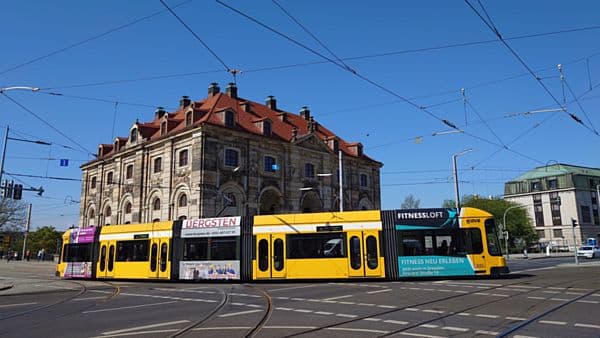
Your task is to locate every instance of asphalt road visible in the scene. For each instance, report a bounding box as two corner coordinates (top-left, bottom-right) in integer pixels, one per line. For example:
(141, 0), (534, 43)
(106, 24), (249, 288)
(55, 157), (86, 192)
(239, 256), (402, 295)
(1, 258), (599, 338)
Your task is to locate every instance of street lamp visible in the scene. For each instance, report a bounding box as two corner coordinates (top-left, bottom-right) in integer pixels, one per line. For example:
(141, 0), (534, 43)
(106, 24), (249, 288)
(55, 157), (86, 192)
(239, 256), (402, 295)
(452, 148), (474, 210)
(503, 204), (525, 260)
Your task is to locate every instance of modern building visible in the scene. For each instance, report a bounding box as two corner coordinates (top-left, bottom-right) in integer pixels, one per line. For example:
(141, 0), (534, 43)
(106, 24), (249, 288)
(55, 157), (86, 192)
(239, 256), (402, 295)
(504, 163), (600, 248)
(79, 83), (382, 226)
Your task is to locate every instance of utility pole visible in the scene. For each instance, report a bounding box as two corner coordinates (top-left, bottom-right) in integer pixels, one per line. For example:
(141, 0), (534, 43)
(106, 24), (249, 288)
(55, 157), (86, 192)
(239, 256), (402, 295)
(0, 125), (8, 188)
(572, 218), (579, 265)
(338, 150), (343, 212)
(21, 203), (32, 260)
(452, 148), (473, 210)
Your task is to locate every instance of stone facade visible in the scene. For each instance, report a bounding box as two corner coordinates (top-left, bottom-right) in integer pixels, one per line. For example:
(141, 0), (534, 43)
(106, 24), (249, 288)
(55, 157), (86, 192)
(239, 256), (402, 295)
(79, 83), (382, 226)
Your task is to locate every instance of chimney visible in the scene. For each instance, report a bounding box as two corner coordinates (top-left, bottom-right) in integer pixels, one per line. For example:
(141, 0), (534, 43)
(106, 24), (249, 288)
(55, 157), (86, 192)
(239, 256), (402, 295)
(266, 95), (277, 110)
(154, 106), (166, 120)
(300, 106), (310, 120)
(179, 96), (191, 108)
(226, 82), (238, 98)
(208, 82), (220, 97)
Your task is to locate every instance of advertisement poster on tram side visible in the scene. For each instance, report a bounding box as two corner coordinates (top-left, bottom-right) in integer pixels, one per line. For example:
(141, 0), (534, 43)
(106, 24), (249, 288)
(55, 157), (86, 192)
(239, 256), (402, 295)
(69, 226), (96, 243)
(180, 260), (240, 280)
(63, 262), (92, 278)
(181, 217), (241, 238)
(393, 208), (458, 228)
(398, 256), (475, 277)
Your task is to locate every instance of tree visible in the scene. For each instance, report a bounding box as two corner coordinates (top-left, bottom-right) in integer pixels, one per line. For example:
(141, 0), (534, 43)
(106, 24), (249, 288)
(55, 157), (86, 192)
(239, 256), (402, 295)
(0, 198), (27, 232)
(441, 199), (455, 208)
(27, 226), (62, 255)
(401, 194), (420, 209)
(462, 195), (537, 252)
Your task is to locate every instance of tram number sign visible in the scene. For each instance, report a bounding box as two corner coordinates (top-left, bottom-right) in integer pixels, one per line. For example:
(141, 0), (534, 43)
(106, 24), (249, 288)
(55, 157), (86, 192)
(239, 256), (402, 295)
(134, 234), (149, 239)
(316, 225), (343, 232)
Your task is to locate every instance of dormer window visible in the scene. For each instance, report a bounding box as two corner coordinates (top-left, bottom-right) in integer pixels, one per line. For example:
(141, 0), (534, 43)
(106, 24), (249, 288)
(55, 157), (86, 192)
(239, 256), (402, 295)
(225, 110), (235, 127)
(160, 121), (167, 136)
(114, 141), (119, 152)
(263, 120), (272, 136)
(185, 111), (193, 126)
(130, 128), (138, 144)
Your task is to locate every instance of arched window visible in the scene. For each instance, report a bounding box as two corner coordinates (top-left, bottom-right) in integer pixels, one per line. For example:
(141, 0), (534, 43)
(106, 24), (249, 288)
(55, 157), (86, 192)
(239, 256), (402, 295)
(130, 128), (137, 143)
(89, 208), (95, 219)
(124, 202), (132, 214)
(153, 198), (161, 211)
(105, 206), (112, 217)
(178, 215), (187, 220)
(185, 111), (193, 126)
(178, 194), (187, 207)
(224, 193), (236, 207)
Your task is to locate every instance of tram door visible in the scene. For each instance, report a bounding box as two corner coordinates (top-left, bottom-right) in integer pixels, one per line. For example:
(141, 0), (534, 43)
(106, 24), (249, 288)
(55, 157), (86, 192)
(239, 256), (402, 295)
(347, 231), (382, 277)
(256, 234), (286, 279)
(149, 239), (170, 279)
(98, 242), (115, 279)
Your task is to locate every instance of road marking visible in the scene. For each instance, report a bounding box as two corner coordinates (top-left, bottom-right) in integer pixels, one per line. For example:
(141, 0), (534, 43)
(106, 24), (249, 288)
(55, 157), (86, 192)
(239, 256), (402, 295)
(363, 318), (381, 322)
(377, 305), (397, 309)
(152, 288), (215, 295)
(335, 313), (358, 318)
(367, 289), (392, 294)
(476, 314), (499, 318)
(276, 307), (293, 311)
(339, 301), (355, 305)
(268, 285), (317, 292)
(83, 301), (177, 314)
(506, 316), (526, 321)
(229, 292), (261, 298)
(577, 300), (599, 304)
(73, 297), (106, 301)
(265, 326), (316, 329)
(490, 293), (509, 297)
(513, 335), (541, 338)
(547, 287), (565, 290)
(398, 332), (444, 338)
(357, 303), (375, 306)
(327, 327), (389, 334)
(291, 298), (306, 301)
(314, 311), (333, 315)
(543, 290), (562, 294)
(506, 285), (540, 289)
(93, 329), (178, 337)
(275, 296), (289, 300)
(420, 324), (439, 328)
(0, 302), (37, 308)
(322, 295), (353, 301)
(293, 309), (313, 313)
(245, 304), (262, 308)
(549, 298), (569, 301)
(218, 309), (263, 318)
(423, 309), (445, 314)
(405, 307), (420, 311)
(101, 320), (190, 335)
(436, 281), (501, 287)
(457, 312), (471, 316)
(527, 296), (546, 300)
(565, 292), (583, 295)
(539, 320), (566, 325)
(442, 326), (469, 332)
(231, 302), (246, 306)
(475, 330), (499, 335)
(89, 290), (217, 303)
(385, 319), (409, 325)
(191, 327), (251, 331)
(574, 323), (600, 329)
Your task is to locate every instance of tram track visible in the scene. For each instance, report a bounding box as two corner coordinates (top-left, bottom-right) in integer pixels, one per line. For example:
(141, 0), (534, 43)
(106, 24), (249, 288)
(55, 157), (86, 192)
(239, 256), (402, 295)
(168, 288), (229, 338)
(243, 284), (273, 338)
(280, 274), (597, 337)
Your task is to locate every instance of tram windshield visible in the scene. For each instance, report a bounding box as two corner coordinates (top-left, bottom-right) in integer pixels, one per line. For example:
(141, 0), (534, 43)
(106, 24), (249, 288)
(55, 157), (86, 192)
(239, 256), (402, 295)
(62, 243), (92, 262)
(484, 219), (503, 256)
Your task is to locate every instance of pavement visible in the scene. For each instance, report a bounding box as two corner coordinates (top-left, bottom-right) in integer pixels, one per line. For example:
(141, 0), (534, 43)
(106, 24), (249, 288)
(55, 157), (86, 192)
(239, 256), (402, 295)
(0, 260), (58, 294)
(509, 251), (575, 260)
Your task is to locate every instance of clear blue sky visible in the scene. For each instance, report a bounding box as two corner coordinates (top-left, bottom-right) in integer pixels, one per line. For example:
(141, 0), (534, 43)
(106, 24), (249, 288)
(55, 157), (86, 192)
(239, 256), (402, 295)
(2, 1), (599, 231)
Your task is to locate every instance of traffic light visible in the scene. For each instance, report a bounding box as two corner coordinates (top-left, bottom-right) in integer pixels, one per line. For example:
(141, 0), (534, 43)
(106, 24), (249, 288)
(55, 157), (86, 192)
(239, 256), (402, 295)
(2, 181), (13, 198)
(572, 218), (578, 228)
(0, 234), (11, 249)
(12, 184), (22, 200)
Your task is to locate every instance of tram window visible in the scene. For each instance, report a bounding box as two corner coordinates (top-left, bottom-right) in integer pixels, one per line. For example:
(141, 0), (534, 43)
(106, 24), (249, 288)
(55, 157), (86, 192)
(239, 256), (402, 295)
(150, 244), (158, 272)
(273, 238), (284, 271)
(100, 245), (106, 272)
(183, 237), (238, 261)
(258, 239), (269, 271)
(108, 245), (115, 271)
(160, 243), (168, 272)
(462, 229), (483, 254)
(349, 236), (361, 269)
(435, 236), (452, 256)
(116, 240), (150, 261)
(366, 236), (378, 269)
(287, 232), (346, 259)
(485, 219), (502, 256)
(400, 232), (423, 256)
(63, 243), (92, 262)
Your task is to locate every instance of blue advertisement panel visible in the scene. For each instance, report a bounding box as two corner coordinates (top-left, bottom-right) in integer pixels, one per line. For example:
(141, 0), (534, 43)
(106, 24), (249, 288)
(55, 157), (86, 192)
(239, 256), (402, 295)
(398, 256), (475, 277)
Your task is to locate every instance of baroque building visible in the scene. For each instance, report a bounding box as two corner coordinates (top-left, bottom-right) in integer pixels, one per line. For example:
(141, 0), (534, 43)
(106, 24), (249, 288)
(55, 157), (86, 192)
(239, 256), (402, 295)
(504, 163), (600, 248)
(79, 83), (382, 226)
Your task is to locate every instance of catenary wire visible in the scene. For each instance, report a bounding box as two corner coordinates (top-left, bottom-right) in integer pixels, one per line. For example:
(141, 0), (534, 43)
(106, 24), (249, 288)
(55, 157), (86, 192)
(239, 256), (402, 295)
(0, 0), (193, 77)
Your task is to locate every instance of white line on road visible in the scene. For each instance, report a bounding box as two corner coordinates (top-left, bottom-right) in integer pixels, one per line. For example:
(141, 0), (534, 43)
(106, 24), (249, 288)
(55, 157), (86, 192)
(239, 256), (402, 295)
(476, 314), (499, 318)
(475, 330), (499, 335)
(423, 309), (445, 314)
(0, 302), (37, 308)
(268, 285), (317, 292)
(549, 298), (569, 301)
(405, 307), (420, 312)
(574, 323), (600, 329)
(322, 295), (353, 301)
(293, 309), (313, 313)
(367, 288), (392, 294)
(73, 297), (107, 301)
(398, 332), (444, 338)
(384, 320), (409, 325)
(577, 300), (599, 304)
(442, 326), (469, 332)
(420, 324), (439, 328)
(335, 313), (357, 318)
(538, 320), (567, 325)
(327, 327), (389, 334)
(218, 309), (262, 318)
(377, 305), (397, 309)
(506, 316), (527, 321)
(83, 301), (177, 314)
(265, 326), (316, 329)
(102, 320), (190, 335)
(363, 318), (382, 322)
(527, 296), (546, 300)
(314, 311), (333, 315)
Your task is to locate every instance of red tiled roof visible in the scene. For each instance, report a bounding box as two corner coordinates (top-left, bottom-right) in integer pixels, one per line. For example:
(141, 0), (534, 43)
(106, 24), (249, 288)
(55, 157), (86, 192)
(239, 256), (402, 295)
(84, 88), (379, 166)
